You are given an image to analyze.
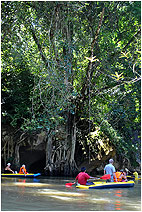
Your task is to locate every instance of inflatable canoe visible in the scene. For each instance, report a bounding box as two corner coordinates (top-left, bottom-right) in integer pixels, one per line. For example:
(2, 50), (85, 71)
(76, 180), (135, 189)
(1, 173), (41, 178)
(127, 175), (141, 180)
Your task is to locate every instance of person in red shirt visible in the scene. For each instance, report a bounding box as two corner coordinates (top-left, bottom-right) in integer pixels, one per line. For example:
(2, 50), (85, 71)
(75, 167), (95, 185)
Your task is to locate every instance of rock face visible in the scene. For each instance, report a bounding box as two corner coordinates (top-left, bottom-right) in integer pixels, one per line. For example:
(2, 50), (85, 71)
(1, 126), (14, 171)
(1, 125), (47, 173)
(1, 125), (141, 175)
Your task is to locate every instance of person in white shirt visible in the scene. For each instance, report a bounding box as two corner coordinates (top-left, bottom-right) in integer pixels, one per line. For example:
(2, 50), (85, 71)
(104, 159), (117, 182)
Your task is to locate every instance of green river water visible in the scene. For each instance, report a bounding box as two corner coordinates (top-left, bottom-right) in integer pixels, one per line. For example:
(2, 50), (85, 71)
(1, 176), (141, 211)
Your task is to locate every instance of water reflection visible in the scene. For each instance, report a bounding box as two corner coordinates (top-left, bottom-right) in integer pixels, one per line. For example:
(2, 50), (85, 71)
(1, 177), (141, 211)
(37, 189), (86, 197)
(15, 182), (51, 187)
(50, 195), (74, 201)
(114, 190), (123, 197)
(115, 200), (122, 211)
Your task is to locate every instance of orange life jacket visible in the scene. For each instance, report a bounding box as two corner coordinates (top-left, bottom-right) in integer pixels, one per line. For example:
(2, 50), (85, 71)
(19, 167), (27, 174)
(114, 172), (122, 182)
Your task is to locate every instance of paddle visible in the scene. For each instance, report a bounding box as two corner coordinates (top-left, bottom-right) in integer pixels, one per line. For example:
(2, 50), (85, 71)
(65, 182), (75, 187)
(87, 174), (111, 181)
(127, 175), (141, 180)
(95, 174), (111, 180)
(65, 174), (111, 187)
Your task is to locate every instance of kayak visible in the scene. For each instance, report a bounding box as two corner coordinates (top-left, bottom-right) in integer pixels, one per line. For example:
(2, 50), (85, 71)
(76, 180), (135, 189)
(1, 173), (41, 178)
(127, 175), (141, 180)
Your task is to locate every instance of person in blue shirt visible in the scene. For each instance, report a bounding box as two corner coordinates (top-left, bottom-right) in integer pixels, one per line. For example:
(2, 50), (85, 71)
(104, 159), (117, 182)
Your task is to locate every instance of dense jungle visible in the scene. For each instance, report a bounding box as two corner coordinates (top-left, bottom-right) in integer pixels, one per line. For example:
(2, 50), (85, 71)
(1, 1), (141, 176)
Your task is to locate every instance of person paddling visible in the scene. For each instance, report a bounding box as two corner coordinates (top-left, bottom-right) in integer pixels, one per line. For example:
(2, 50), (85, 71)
(4, 163), (14, 174)
(19, 164), (28, 175)
(75, 167), (95, 185)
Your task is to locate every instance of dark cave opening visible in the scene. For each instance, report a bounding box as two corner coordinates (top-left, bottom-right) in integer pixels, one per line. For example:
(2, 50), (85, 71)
(19, 146), (46, 174)
(29, 156), (46, 174)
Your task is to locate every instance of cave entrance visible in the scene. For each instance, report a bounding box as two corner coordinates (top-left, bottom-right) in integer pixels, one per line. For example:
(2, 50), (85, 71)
(19, 146), (46, 174)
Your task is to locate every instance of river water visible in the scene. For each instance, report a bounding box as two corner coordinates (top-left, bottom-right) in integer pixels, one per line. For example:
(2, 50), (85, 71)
(1, 176), (141, 211)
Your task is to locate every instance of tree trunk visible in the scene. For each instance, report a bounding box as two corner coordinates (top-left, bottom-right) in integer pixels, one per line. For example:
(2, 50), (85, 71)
(70, 115), (78, 174)
(14, 144), (20, 168)
(45, 132), (53, 174)
(66, 112), (78, 175)
(44, 113), (78, 176)
(70, 119), (76, 164)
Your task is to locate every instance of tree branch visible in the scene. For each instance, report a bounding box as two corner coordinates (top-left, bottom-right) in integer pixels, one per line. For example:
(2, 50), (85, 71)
(81, 8), (105, 98)
(30, 27), (49, 68)
(91, 8), (105, 56)
(123, 28), (141, 50)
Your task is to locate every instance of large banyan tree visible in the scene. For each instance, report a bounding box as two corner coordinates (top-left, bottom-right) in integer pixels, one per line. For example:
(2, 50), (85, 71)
(1, 1), (141, 175)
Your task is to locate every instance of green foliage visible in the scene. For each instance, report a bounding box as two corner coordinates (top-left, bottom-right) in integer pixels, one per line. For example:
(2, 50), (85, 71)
(1, 1), (141, 165)
(1, 61), (34, 126)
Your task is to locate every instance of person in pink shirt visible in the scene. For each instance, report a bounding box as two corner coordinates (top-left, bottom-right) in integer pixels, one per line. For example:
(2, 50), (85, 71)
(75, 167), (95, 185)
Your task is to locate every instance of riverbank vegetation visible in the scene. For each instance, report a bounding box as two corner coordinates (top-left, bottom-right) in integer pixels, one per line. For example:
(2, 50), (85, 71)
(1, 1), (141, 175)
